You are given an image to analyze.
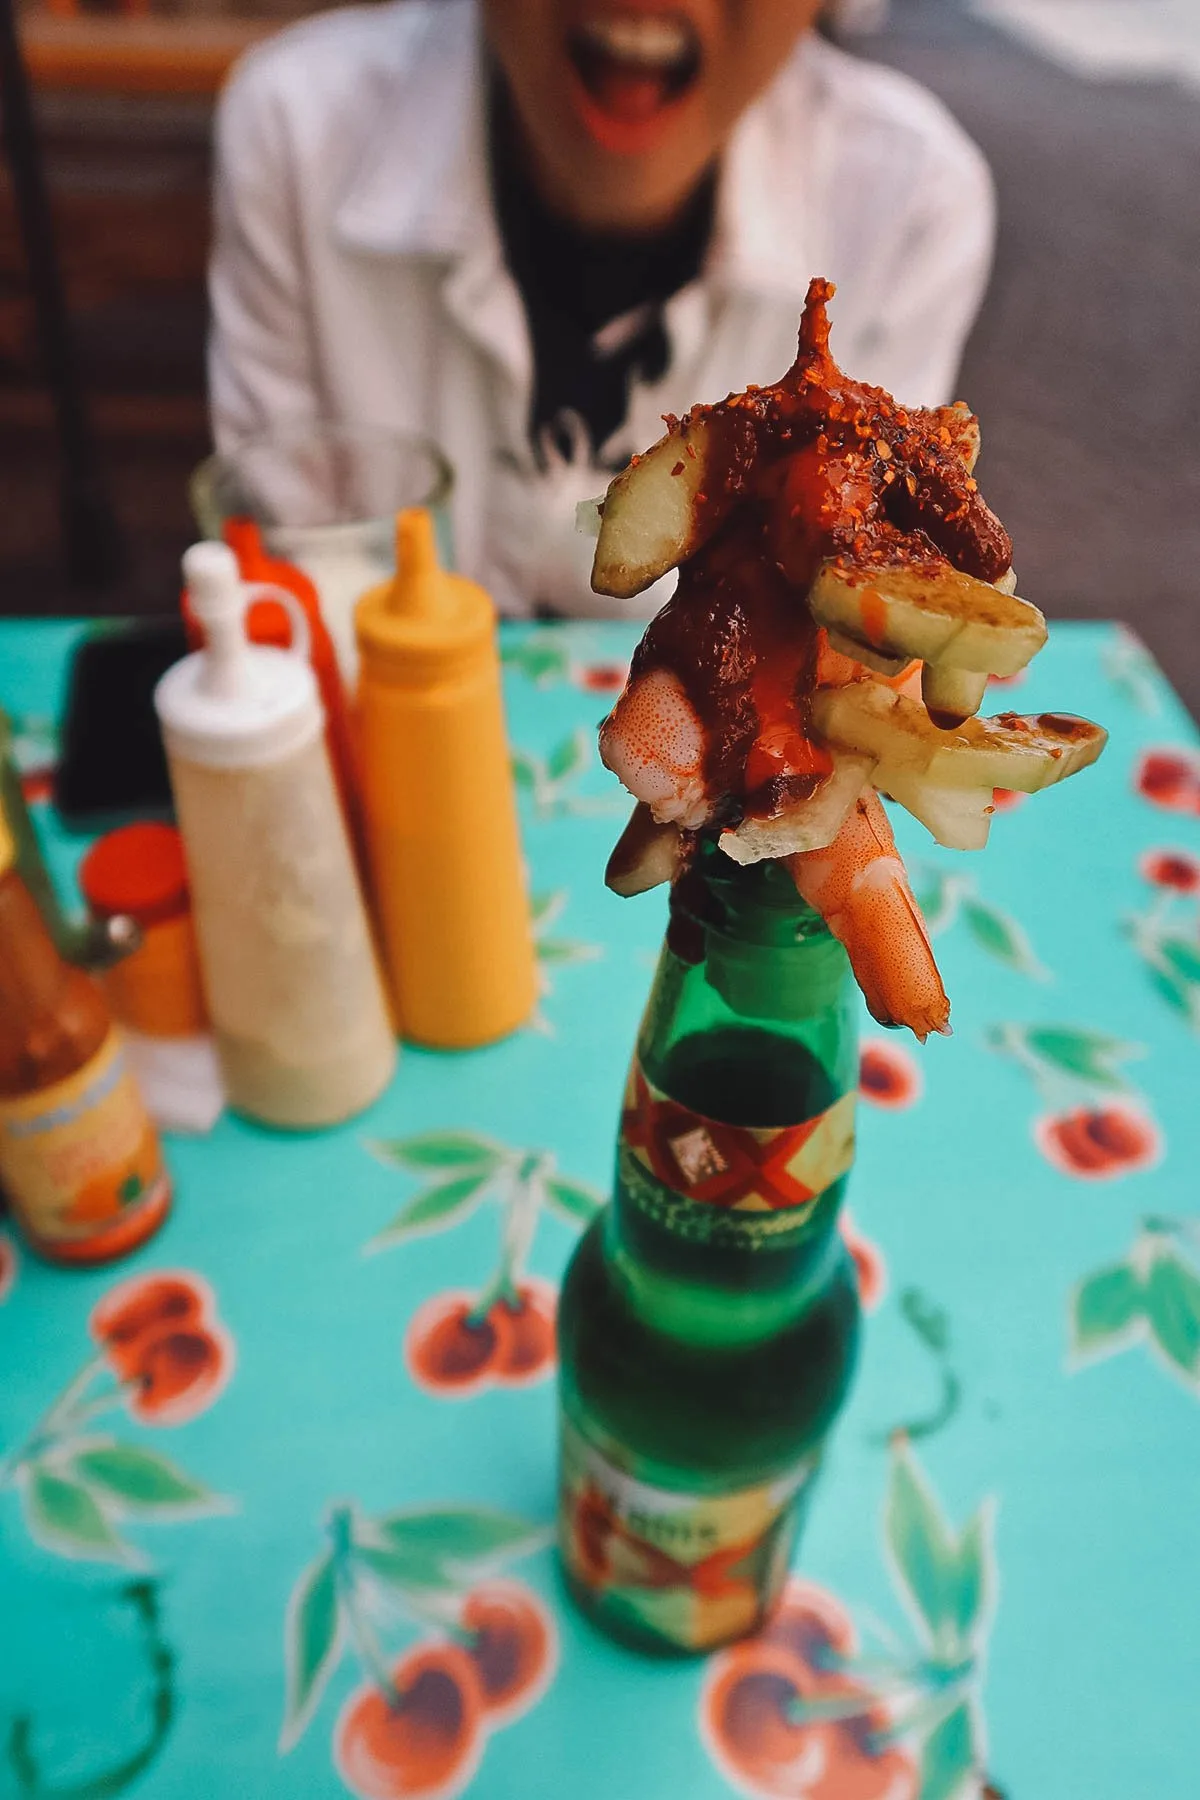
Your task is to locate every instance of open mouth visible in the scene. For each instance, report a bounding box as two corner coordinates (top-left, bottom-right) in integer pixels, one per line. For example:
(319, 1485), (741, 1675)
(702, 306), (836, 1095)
(566, 12), (703, 131)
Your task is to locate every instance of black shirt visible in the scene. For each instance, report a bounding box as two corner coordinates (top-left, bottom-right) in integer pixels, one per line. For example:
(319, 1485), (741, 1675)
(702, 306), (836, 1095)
(489, 81), (715, 466)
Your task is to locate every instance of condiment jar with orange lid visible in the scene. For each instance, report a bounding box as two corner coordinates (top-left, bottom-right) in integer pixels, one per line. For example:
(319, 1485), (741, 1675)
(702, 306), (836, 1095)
(80, 822), (208, 1039)
(354, 508), (537, 1047)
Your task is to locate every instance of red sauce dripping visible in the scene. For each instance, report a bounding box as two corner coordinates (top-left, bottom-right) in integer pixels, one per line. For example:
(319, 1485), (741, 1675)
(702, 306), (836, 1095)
(628, 277), (1014, 826)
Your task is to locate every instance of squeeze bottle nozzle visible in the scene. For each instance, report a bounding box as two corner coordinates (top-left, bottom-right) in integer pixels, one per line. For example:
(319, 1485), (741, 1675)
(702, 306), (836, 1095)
(387, 509), (449, 621)
(182, 542), (250, 703)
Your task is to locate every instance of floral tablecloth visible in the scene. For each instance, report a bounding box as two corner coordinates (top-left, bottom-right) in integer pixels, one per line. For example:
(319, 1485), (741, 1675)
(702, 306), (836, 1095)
(1, 618), (1198, 1800)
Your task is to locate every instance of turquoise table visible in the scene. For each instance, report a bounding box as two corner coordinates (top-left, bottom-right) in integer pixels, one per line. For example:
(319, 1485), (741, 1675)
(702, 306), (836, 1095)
(1, 619), (1198, 1800)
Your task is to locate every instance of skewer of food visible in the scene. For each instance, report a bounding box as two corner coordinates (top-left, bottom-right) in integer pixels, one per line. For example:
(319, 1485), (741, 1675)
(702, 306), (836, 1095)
(588, 278), (1106, 1041)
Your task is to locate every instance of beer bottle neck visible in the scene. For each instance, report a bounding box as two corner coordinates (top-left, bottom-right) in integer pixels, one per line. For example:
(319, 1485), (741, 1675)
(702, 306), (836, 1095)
(610, 847), (859, 1344)
(606, 1198), (846, 1343)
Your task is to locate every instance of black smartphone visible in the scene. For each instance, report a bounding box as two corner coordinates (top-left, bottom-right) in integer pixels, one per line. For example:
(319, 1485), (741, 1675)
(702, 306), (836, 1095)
(54, 619), (188, 830)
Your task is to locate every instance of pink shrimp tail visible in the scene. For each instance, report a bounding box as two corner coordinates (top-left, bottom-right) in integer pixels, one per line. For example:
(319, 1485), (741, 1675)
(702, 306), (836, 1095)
(784, 792), (951, 1042)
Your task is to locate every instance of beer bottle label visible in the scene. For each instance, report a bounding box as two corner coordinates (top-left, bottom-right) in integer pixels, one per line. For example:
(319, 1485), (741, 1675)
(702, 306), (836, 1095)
(559, 1413), (818, 1652)
(0, 1030), (170, 1254)
(619, 1055), (855, 1246)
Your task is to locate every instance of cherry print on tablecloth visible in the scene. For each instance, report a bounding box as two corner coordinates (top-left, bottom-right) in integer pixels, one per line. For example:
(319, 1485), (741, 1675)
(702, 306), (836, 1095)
(0, 1269), (233, 1562)
(335, 1644), (485, 1800)
(459, 1579), (557, 1727)
(840, 1210), (887, 1313)
(281, 1500), (557, 1798)
(1034, 1103), (1162, 1181)
(405, 1279), (558, 1398)
(574, 661), (629, 693)
(1139, 849), (1200, 893)
(1133, 748), (1200, 814)
(859, 1040), (922, 1111)
(91, 1270), (235, 1426)
(699, 1441), (994, 1800)
(365, 1133), (601, 1399)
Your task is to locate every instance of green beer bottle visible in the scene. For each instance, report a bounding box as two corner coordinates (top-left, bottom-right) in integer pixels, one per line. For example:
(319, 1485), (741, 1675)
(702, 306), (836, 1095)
(557, 843), (861, 1654)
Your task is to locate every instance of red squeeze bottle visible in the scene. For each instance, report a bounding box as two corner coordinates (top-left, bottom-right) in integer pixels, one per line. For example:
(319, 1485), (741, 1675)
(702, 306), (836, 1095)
(181, 518), (363, 860)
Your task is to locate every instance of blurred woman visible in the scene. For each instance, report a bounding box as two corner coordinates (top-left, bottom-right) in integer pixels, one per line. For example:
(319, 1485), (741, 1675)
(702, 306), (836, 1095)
(210, 0), (994, 616)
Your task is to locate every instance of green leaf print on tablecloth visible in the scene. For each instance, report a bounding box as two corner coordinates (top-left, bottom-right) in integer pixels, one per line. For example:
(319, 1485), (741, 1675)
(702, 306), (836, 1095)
(371, 1133), (508, 1175)
(366, 1173), (494, 1246)
(921, 1703), (977, 1800)
(282, 1553), (345, 1754)
(1071, 1219), (1200, 1392)
(911, 865), (1047, 979)
(0, 1270), (234, 1564)
(280, 1499), (557, 1797)
(23, 1467), (130, 1564)
(364, 1134), (603, 1396)
(700, 1440), (995, 1800)
(501, 631), (572, 688)
(531, 890), (602, 979)
(73, 1444), (221, 1513)
(512, 729), (625, 819)
(531, 890), (603, 1034)
(885, 1447), (990, 1658)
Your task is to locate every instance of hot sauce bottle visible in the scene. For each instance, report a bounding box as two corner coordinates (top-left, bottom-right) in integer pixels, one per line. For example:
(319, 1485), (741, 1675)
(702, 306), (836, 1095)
(0, 805), (171, 1264)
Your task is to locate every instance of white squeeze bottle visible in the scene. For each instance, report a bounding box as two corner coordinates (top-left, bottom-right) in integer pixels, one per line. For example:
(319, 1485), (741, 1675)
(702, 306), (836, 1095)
(154, 542), (395, 1128)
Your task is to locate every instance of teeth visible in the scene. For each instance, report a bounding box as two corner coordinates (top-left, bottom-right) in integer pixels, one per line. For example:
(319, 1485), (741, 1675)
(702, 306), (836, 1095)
(578, 14), (695, 69)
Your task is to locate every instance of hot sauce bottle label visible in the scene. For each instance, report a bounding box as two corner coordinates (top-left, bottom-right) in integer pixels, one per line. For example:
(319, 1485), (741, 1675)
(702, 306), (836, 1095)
(0, 1031), (169, 1249)
(559, 1413), (818, 1652)
(621, 1055), (856, 1214)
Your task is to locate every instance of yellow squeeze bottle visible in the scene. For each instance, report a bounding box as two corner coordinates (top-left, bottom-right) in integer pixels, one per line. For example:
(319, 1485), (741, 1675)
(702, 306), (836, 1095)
(354, 509), (537, 1047)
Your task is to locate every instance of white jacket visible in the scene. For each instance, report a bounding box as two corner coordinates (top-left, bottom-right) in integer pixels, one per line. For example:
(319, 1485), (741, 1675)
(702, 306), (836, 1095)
(210, 0), (995, 619)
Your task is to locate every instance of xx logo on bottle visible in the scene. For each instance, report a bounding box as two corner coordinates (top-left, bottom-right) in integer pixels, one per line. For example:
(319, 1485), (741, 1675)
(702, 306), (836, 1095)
(621, 1059), (855, 1213)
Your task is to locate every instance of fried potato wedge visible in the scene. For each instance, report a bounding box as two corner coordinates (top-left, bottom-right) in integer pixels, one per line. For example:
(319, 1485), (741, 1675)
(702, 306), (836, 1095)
(719, 753), (874, 864)
(592, 413), (745, 599)
(808, 562), (1046, 680)
(920, 664), (990, 727)
(813, 680), (1107, 793)
(878, 772), (996, 851)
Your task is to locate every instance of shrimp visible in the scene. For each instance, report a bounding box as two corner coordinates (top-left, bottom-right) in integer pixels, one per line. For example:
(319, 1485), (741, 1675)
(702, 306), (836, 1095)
(784, 789), (950, 1041)
(598, 668), (711, 829)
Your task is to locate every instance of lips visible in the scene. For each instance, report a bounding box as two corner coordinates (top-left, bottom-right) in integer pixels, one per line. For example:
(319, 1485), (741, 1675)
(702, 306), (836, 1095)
(566, 10), (703, 151)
